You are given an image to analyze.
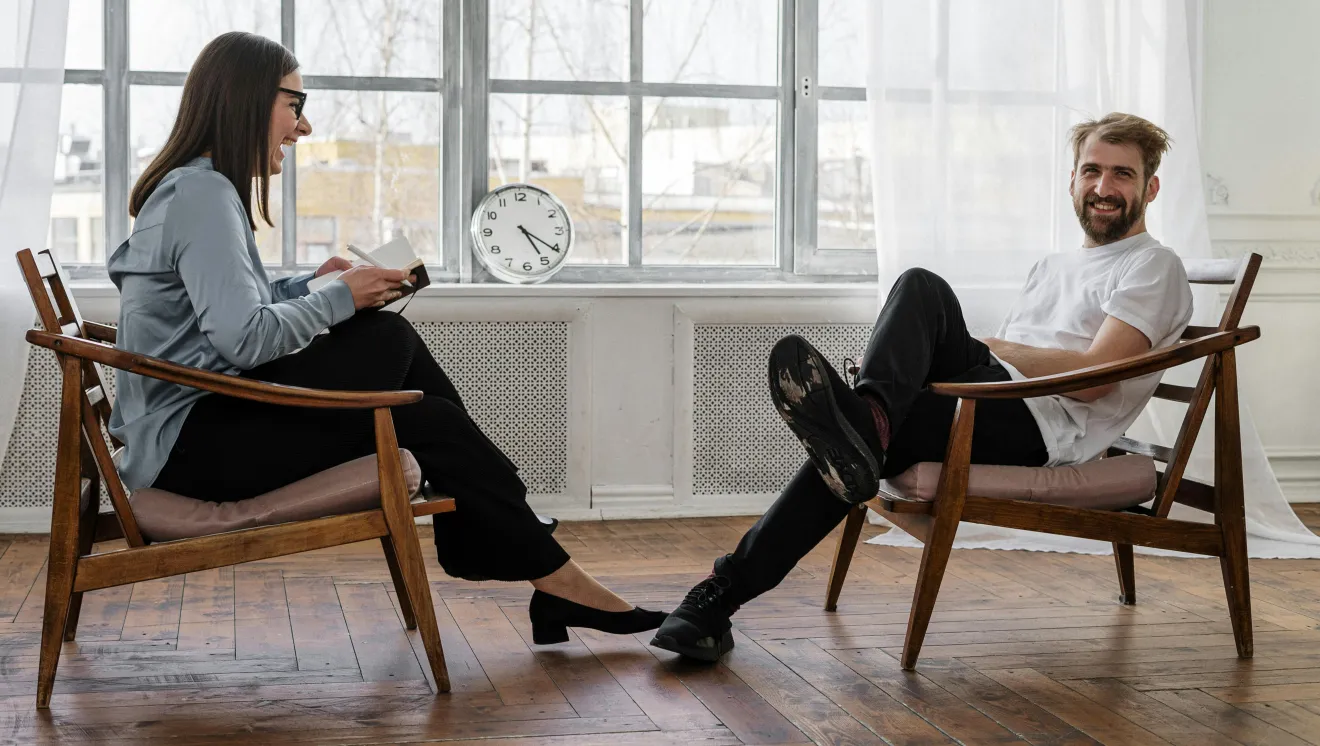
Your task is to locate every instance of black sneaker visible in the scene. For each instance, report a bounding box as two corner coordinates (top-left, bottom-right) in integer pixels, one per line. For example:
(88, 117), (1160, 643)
(768, 335), (885, 505)
(649, 575), (738, 662)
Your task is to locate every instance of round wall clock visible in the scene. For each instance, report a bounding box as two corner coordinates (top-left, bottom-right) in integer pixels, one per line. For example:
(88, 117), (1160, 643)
(470, 183), (574, 284)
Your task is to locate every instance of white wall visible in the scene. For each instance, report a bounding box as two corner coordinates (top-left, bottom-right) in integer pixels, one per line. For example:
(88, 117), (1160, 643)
(1202, 0), (1320, 501)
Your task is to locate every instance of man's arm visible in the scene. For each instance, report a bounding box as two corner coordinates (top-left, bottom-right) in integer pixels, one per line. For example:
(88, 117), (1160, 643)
(984, 316), (1153, 403)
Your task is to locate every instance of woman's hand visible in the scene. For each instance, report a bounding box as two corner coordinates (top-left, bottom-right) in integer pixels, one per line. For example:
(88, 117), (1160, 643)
(340, 266), (413, 309)
(314, 255), (354, 277)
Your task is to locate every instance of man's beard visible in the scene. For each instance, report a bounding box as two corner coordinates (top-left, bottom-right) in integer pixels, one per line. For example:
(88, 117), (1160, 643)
(1074, 190), (1145, 245)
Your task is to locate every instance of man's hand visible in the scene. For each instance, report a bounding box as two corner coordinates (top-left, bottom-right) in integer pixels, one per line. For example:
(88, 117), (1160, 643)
(314, 255), (354, 277)
(986, 316), (1153, 402)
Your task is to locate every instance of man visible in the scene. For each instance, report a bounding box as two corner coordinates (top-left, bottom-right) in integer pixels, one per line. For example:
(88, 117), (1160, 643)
(651, 112), (1195, 661)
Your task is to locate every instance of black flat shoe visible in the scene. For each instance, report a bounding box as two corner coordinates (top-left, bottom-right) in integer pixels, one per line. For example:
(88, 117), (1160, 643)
(528, 590), (668, 645)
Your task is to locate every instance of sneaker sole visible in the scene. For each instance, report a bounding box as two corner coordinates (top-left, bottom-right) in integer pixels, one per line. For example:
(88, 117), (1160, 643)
(649, 629), (735, 662)
(768, 335), (880, 505)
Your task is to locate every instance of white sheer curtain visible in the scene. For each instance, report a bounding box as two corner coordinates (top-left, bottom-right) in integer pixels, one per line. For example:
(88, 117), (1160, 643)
(862, 0), (1320, 558)
(0, 1), (70, 482)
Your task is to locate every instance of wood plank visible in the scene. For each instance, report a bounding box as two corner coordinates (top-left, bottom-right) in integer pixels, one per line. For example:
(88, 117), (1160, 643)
(0, 539), (48, 622)
(502, 605), (644, 718)
(1145, 688), (1313, 746)
(983, 669), (1171, 744)
(825, 647), (1026, 744)
(443, 598), (565, 707)
(576, 628), (724, 731)
(119, 577), (184, 641)
(284, 576), (358, 673)
(1057, 678), (1241, 746)
(336, 583), (425, 682)
(917, 660), (1101, 745)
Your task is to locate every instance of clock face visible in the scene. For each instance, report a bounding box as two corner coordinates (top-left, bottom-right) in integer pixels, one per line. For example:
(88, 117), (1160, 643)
(470, 184), (574, 284)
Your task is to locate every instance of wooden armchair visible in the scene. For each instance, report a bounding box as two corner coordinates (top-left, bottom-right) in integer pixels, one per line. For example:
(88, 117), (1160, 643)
(825, 253), (1264, 670)
(16, 248), (456, 708)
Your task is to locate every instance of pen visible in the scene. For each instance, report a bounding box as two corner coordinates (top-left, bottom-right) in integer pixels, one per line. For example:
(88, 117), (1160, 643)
(346, 243), (411, 287)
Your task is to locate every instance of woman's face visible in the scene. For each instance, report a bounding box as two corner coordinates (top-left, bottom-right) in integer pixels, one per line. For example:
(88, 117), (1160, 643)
(269, 71), (311, 175)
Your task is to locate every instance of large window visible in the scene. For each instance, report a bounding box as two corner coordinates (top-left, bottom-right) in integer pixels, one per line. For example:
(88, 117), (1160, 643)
(50, 0), (877, 282)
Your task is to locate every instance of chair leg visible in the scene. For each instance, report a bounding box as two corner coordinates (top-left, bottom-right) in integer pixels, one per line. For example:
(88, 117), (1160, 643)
(374, 409), (450, 692)
(824, 505), (868, 612)
(900, 504), (959, 670)
(64, 472), (101, 641)
(1214, 350), (1253, 659)
(381, 537), (417, 630)
(1113, 542), (1135, 605)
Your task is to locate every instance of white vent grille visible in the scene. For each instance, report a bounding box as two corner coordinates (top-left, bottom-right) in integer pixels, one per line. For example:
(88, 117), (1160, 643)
(691, 324), (872, 496)
(0, 321), (570, 509)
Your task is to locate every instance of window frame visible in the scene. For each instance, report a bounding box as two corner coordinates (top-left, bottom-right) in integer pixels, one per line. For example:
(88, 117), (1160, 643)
(53, 0), (880, 283)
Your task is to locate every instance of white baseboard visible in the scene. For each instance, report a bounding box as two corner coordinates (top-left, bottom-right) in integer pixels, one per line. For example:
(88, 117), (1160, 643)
(0, 508), (58, 533)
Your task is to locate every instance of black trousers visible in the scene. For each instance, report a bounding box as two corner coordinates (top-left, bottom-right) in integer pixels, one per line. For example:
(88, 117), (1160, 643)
(153, 312), (570, 582)
(716, 268), (1049, 604)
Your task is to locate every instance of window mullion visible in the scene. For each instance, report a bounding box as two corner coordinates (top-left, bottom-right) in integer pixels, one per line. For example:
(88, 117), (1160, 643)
(627, 0), (643, 268)
(281, 0), (297, 271)
(104, 0), (129, 251)
(792, 0), (817, 273)
(461, 0), (488, 282)
(779, 0), (798, 273)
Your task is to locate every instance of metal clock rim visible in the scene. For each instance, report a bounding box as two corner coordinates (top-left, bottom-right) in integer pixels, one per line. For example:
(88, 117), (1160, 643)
(470, 182), (576, 285)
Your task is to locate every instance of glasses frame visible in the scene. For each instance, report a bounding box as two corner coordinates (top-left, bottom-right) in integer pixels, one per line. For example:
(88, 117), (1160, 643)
(278, 86), (307, 120)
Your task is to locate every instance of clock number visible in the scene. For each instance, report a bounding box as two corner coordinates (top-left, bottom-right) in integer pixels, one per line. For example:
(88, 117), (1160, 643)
(553, 226), (564, 236)
(481, 228), (492, 237)
(504, 258), (512, 267)
(487, 210), (497, 220)
(514, 192), (527, 202)
(522, 262), (533, 271)
(490, 245), (500, 254)
(540, 256), (550, 266)
(547, 210), (557, 218)
(498, 197), (506, 207)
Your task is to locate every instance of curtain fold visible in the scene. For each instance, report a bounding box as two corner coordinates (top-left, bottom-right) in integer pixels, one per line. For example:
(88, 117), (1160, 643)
(862, 0), (1320, 558)
(0, 0), (71, 477)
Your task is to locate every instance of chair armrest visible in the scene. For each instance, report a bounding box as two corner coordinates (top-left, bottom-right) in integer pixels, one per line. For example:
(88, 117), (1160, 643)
(26, 329), (423, 409)
(929, 327), (1259, 400)
(84, 320), (117, 343)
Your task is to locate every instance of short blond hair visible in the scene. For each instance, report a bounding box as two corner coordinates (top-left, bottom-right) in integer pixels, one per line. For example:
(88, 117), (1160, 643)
(1069, 113), (1171, 182)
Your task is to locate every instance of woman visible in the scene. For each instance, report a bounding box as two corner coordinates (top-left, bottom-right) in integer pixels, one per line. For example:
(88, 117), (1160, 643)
(107, 31), (664, 642)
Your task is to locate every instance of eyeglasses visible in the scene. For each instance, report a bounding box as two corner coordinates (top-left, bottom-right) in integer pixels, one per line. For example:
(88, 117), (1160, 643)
(278, 87), (307, 120)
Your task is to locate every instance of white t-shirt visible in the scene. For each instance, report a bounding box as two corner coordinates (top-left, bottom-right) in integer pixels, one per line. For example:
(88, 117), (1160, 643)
(992, 233), (1194, 466)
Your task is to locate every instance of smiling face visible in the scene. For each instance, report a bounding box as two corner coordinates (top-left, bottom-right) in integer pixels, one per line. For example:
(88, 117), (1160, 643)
(1069, 134), (1160, 248)
(268, 71), (311, 175)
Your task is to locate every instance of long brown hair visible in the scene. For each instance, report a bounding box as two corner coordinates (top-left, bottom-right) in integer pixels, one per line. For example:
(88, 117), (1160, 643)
(129, 32), (298, 229)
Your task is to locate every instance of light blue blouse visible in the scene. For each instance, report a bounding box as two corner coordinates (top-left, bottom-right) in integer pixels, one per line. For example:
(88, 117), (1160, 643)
(107, 157), (356, 491)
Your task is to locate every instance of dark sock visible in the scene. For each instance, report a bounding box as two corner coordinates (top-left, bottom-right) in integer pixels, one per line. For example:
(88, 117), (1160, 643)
(860, 393), (892, 452)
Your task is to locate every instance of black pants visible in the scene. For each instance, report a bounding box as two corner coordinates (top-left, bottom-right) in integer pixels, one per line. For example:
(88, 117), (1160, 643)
(716, 268), (1049, 604)
(153, 312), (570, 582)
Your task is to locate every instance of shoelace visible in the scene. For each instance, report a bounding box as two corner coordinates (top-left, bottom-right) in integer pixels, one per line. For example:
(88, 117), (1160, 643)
(683, 575), (732, 612)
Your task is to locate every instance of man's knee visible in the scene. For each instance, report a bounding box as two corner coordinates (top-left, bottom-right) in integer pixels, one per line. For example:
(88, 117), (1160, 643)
(889, 267), (954, 302)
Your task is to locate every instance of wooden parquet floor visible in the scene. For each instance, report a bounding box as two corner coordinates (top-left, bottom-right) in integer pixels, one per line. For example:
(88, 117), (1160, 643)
(3, 507), (1320, 745)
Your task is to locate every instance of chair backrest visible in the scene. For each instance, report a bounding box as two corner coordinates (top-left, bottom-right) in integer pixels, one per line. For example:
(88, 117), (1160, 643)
(1110, 253), (1263, 517)
(16, 248), (146, 546)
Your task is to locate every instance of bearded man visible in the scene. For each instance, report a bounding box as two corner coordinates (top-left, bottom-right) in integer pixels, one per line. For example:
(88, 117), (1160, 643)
(652, 112), (1195, 661)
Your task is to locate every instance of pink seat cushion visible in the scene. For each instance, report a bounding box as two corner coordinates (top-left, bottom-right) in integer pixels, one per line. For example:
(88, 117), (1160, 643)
(129, 450), (423, 543)
(881, 454), (1157, 511)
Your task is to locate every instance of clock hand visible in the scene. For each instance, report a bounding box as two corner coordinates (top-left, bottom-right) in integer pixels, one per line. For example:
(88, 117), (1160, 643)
(516, 225), (542, 255)
(520, 226), (562, 253)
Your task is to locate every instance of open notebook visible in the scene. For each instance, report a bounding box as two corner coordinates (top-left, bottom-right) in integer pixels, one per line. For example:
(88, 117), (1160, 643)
(306, 236), (431, 298)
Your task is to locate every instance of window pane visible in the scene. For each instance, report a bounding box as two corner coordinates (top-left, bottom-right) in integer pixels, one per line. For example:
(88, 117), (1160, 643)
(490, 0), (626, 82)
(645, 1), (777, 86)
(51, 85), (105, 264)
(66, 0), (103, 69)
(489, 94), (628, 265)
(641, 97), (776, 266)
(817, 101), (873, 251)
(818, 0), (866, 88)
(297, 90), (441, 266)
(872, 0), (933, 90)
(298, 0), (442, 78)
(130, 86), (283, 263)
(129, 1), (279, 72)
(949, 0), (1054, 92)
